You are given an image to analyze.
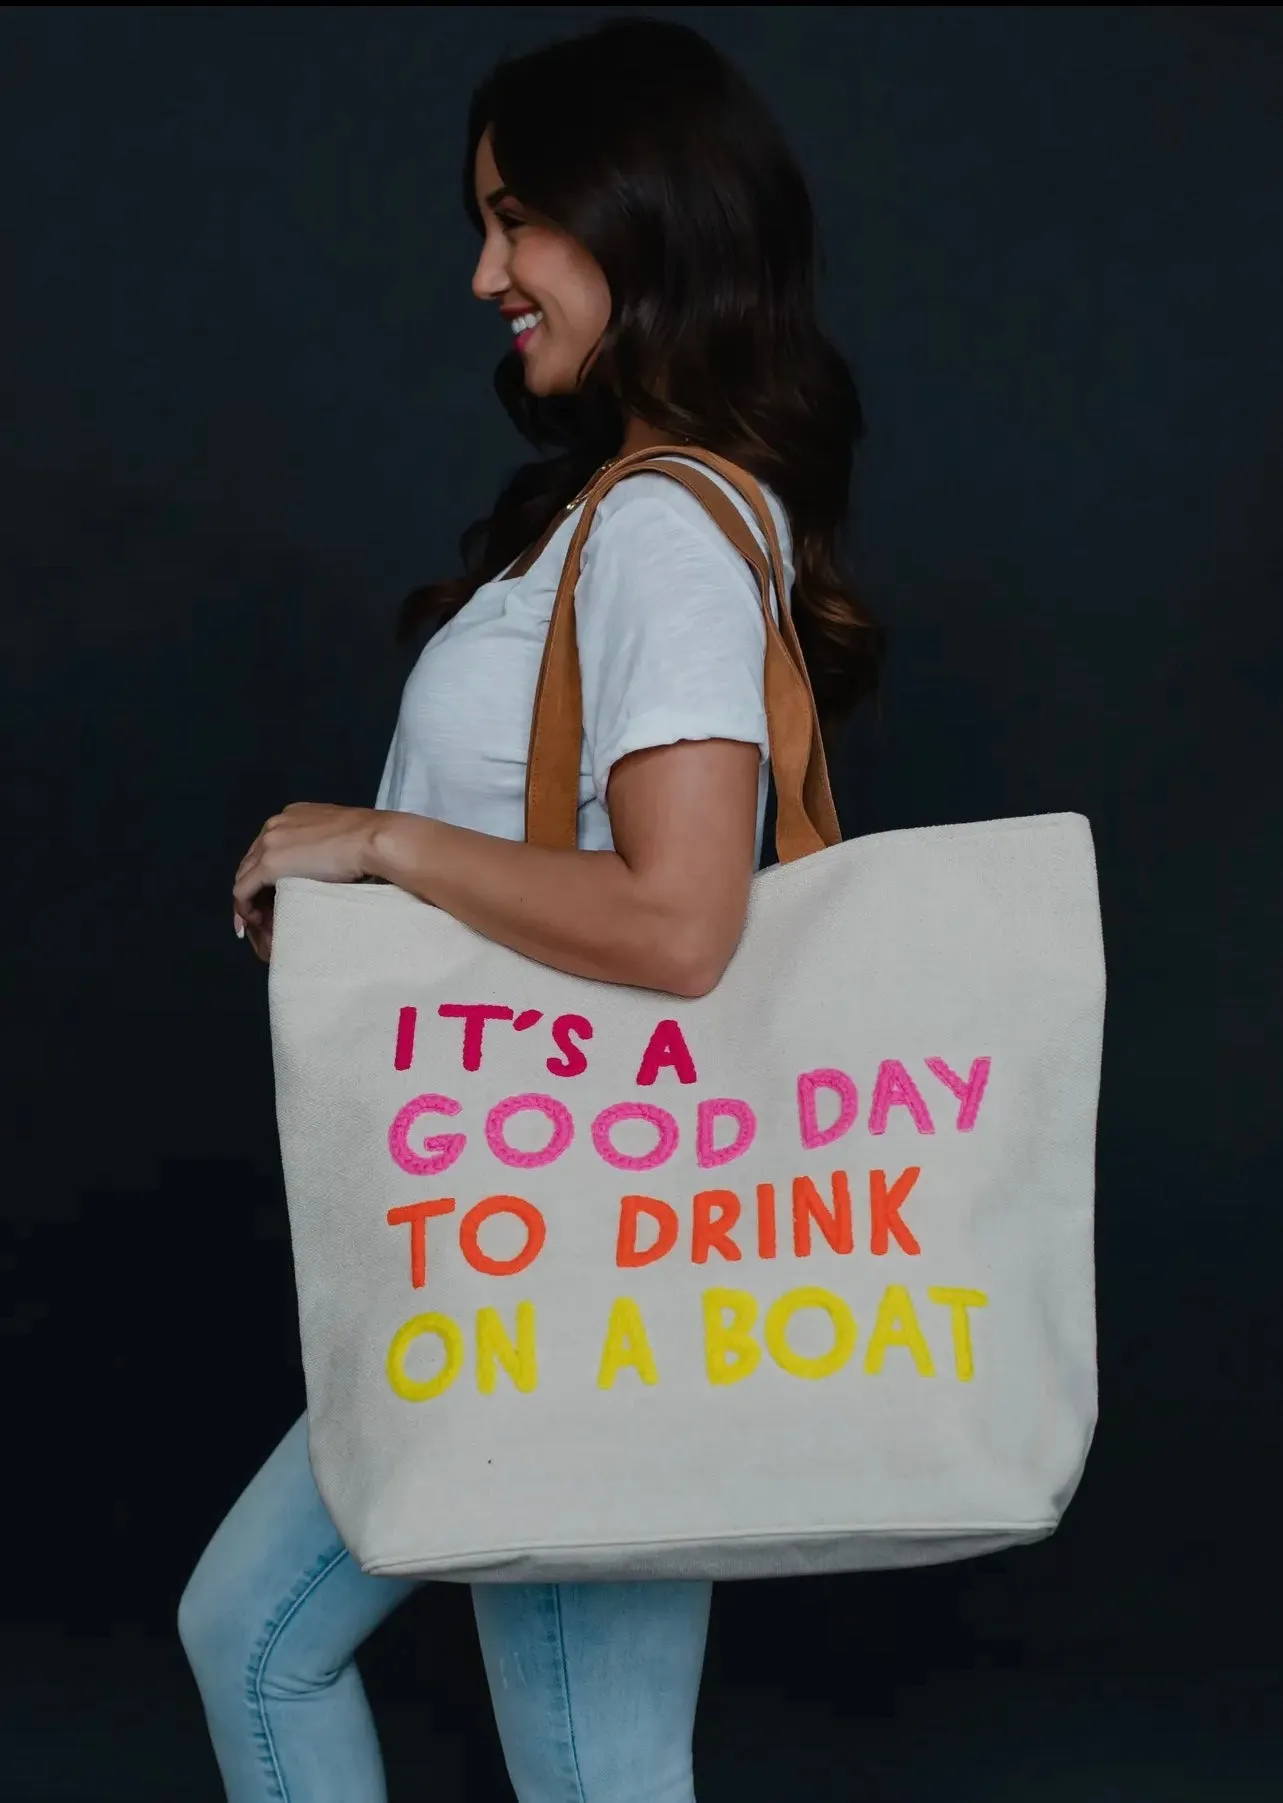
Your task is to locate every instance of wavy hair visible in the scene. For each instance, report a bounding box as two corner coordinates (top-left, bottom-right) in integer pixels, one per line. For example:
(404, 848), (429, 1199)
(396, 15), (885, 743)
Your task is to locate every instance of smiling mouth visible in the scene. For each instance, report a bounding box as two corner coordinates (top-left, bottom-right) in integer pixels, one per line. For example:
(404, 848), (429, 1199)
(509, 308), (544, 352)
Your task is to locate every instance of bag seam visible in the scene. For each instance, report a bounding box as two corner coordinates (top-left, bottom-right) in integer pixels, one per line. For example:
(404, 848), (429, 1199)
(363, 1519), (1058, 1578)
(286, 811), (1092, 909)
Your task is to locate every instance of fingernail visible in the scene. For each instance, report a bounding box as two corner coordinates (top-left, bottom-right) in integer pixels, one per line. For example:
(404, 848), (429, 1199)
(233, 914), (245, 939)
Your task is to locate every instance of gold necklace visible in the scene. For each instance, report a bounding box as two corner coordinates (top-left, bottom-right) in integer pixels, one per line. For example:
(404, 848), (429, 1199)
(562, 437), (693, 513)
(563, 457), (617, 513)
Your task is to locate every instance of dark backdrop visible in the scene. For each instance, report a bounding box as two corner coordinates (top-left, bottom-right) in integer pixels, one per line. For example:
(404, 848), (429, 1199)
(3, 6), (1280, 1799)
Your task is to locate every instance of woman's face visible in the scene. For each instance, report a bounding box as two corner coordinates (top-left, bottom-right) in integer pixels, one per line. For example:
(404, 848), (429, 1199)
(471, 129), (612, 396)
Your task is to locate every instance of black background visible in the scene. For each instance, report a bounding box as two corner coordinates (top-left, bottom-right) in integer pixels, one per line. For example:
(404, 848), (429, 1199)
(3, 6), (1280, 1798)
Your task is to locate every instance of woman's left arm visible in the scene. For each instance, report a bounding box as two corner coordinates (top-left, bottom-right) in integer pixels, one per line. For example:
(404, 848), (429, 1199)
(367, 736), (761, 997)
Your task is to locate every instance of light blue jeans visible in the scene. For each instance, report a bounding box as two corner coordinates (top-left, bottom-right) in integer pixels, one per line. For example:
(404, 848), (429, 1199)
(178, 1414), (712, 1802)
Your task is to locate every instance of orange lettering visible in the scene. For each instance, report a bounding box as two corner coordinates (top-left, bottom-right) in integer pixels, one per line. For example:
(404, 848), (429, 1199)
(459, 1195), (547, 1277)
(616, 1195), (680, 1268)
(386, 1199), (456, 1288)
(756, 1182), (778, 1260)
(869, 1167), (922, 1256)
(792, 1172), (854, 1258)
(692, 1189), (743, 1264)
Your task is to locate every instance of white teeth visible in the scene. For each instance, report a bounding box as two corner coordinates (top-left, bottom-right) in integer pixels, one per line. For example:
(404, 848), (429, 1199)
(509, 310), (543, 335)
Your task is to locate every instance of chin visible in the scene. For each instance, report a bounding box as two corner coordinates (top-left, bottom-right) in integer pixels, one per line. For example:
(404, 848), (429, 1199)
(522, 354), (581, 399)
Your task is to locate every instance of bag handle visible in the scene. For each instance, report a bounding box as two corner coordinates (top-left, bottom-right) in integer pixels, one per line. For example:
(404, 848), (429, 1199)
(524, 444), (843, 863)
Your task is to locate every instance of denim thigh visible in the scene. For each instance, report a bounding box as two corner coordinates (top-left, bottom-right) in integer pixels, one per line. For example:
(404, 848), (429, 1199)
(178, 1413), (416, 1802)
(473, 1578), (712, 1803)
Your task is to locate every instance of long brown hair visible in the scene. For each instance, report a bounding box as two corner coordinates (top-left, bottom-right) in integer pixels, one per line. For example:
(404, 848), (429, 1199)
(396, 16), (885, 745)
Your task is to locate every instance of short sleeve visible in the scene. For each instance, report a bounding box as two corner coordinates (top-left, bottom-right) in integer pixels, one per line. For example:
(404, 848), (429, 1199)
(574, 472), (787, 806)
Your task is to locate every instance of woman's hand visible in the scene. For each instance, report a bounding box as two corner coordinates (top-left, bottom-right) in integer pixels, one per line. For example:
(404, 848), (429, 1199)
(236, 893), (275, 962)
(233, 802), (381, 945)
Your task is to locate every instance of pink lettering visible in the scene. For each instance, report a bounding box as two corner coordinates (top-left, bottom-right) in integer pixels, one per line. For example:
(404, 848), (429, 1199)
(547, 1013), (593, 1078)
(925, 1055), (991, 1130)
(388, 1094), (466, 1176)
(634, 1019), (699, 1087)
(485, 1093), (575, 1169)
(393, 1006), (416, 1072)
(868, 1060), (936, 1136)
(696, 1098), (758, 1169)
(513, 1009), (543, 1032)
(592, 1102), (680, 1172)
(438, 1003), (514, 1072)
(797, 1068), (859, 1150)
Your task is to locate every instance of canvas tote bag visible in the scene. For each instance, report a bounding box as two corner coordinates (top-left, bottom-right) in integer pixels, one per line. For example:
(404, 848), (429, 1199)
(268, 445), (1105, 1583)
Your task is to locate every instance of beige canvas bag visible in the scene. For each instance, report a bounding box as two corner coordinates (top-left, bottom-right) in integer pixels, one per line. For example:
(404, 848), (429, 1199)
(268, 445), (1105, 1582)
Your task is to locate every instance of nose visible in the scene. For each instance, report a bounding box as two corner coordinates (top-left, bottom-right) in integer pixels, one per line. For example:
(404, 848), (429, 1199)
(472, 232), (510, 304)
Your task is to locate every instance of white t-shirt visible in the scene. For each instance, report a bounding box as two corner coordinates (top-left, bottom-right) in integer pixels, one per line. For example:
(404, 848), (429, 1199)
(374, 457), (791, 866)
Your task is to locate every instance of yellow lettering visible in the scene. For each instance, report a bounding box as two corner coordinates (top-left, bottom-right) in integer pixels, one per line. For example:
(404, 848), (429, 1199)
(927, 1286), (989, 1381)
(764, 1285), (857, 1380)
(387, 1312), (465, 1402)
(596, 1297), (659, 1389)
(702, 1287), (762, 1385)
(864, 1284), (936, 1376)
(476, 1302), (538, 1394)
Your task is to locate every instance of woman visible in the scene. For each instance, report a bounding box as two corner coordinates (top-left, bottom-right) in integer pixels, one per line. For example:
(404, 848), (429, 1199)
(183, 17), (883, 1802)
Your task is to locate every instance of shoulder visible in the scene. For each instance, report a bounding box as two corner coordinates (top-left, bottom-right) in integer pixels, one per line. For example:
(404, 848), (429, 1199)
(586, 456), (792, 585)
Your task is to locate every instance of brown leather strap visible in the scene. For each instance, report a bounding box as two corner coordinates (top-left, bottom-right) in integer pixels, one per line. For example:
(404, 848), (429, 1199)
(524, 444), (842, 863)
